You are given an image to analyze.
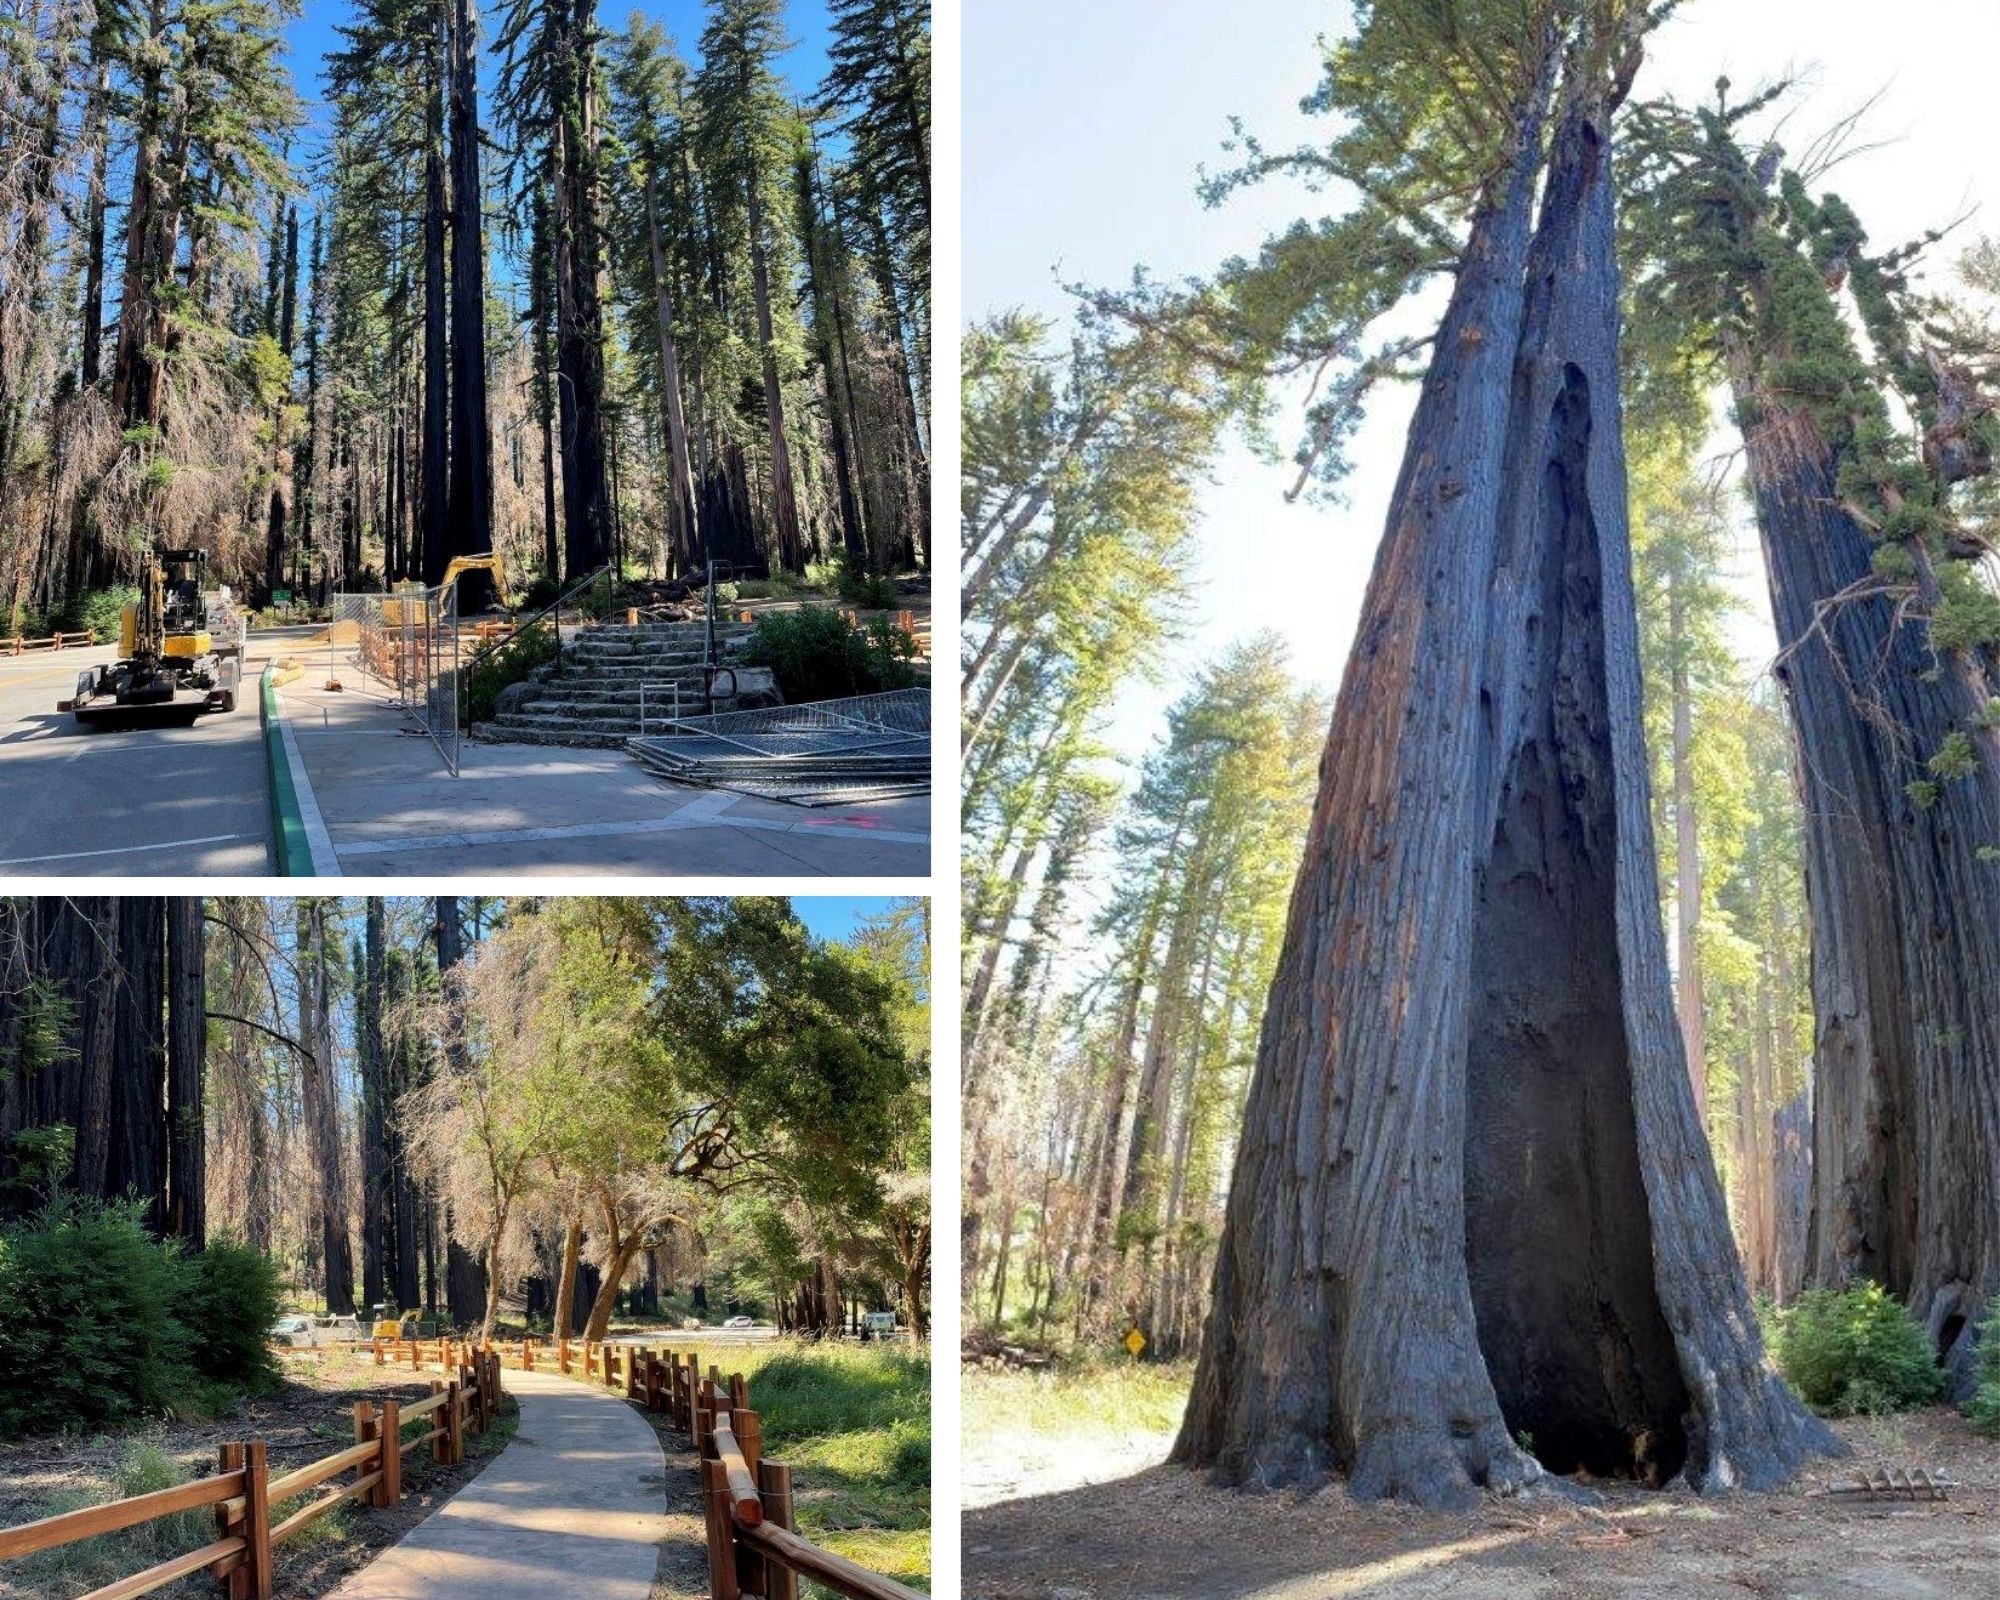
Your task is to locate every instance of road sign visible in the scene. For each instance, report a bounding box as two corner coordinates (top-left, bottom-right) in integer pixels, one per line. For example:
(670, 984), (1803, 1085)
(1122, 1326), (1147, 1357)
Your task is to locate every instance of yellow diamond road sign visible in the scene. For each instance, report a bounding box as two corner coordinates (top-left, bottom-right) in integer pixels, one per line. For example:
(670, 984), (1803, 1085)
(1123, 1326), (1147, 1357)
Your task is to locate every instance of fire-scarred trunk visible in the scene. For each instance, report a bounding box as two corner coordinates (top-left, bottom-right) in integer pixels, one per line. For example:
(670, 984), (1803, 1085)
(1176, 79), (1833, 1507)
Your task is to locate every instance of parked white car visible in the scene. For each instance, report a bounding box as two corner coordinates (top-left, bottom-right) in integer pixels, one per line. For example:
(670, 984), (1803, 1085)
(270, 1313), (364, 1349)
(723, 1315), (755, 1328)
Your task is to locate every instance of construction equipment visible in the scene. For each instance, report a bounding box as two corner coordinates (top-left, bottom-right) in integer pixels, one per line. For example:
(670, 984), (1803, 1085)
(60, 547), (244, 727)
(384, 551), (513, 625)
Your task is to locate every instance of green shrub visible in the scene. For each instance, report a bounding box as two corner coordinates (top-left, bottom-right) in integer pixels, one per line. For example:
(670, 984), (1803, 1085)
(0, 1197), (194, 1436)
(518, 575), (561, 612)
(1965, 1298), (2000, 1435)
(740, 607), (919, 704)
(466, 625), (559, 723)
(1774, 1283), (1943, 1416)
(178, 1238), (281, 1391)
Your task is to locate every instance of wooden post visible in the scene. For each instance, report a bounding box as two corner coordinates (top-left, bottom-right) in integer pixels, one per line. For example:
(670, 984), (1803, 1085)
(701, 1458), (742, 1600)
(646, 1350), (662, 1413)
(431, 1380), (450, 1463)
(372, 1337), (384, 1366)
(627, 1347), (642, 1402)
(408, 1338), (419, 1372)
(445, 1380), (464, 1464)
(736, 1407), (763, 1483)
(757, 1461), (799, 1600)
(729, 1373), (749, 1414)
(583, 1340), (594, 1378)
(240, 1440), (272, 1599)
(522, 1338), (533, 1371)
(354, 1401), (380, 1504)
(560, 1337), (571, 1376)
(379, 1399), (402, 1507)
(216, 1443), (248, 1600)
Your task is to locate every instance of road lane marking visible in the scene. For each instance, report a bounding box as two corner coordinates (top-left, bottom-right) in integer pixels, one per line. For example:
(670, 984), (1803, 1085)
(0, 832), (254, 867)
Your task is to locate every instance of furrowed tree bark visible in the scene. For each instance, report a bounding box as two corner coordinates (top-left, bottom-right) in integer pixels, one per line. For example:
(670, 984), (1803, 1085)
(1668, 569), (1707, 1112)
(1735, 373), (2000, 1392)
(1177, 81), (1833, 1507)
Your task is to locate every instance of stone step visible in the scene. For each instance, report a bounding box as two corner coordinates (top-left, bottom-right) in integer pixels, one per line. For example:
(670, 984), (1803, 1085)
(496, 708), (652, 736)
(573, 626), (752, 648)
(472, 723), (631, 749)
(523, 681), (707, 705)
(560, 650), (714, 670)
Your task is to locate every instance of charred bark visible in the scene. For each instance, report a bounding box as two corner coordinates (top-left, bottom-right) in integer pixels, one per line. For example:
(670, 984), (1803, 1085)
(1176, 88), (1833, 1507)
(163, 897), (204, 1249)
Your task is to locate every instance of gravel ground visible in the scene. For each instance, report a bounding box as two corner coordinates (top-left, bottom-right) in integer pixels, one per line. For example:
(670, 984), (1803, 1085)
(963, 1408), (2000, 1599)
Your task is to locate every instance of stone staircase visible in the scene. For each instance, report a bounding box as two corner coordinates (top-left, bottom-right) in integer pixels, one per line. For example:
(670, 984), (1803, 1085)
(475, 621), (755, 748)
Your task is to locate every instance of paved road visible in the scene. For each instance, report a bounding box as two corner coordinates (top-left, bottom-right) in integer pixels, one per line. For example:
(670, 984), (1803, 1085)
(0, 630), (308, 875)
(323, 1367), (670, 1600)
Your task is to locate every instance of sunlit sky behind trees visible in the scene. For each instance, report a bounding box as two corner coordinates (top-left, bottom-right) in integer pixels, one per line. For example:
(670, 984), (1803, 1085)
(966, 0), (2000, 753)
(285, 0), (837, 151)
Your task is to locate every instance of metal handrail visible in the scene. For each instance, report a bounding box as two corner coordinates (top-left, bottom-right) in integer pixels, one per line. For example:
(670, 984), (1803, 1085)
(459, 563), (616, 730)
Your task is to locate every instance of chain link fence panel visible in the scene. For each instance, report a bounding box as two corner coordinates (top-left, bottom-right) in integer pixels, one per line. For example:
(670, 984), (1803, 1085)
(328, 586), (460, 775)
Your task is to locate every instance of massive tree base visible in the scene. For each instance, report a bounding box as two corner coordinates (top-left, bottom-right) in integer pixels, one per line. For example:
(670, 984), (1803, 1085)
(1174, 77), (1837, 1509)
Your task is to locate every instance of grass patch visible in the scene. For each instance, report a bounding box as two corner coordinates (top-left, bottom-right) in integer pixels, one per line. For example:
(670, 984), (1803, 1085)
(670, 1340), (929, 1595)
(961, 1353), (1193, 1446)
(4, 1440), (216, 1599)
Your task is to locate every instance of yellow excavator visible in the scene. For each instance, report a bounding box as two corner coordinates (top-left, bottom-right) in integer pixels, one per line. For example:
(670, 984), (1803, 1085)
(60, 548), (243, 727)
(382, 552), (513, 625)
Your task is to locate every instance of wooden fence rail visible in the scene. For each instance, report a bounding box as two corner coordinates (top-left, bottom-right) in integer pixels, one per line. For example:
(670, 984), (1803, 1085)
(0, 629), (96, 655)
(473, 1336), (922, 1600)
(0, 1351), (505, 1600)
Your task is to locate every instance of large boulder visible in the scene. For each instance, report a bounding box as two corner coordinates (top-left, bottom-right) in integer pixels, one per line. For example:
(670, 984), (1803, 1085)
(491, 679), (543, 717)
(716, 666), (782, 711)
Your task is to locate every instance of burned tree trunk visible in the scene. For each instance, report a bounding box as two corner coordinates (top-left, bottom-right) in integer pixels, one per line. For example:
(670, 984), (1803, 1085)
(1736, 385), (2000, 1393)
(163, 897), (204, 1249)
(1176, 88), (1833, 1507)
(299, 902), (354, 1315)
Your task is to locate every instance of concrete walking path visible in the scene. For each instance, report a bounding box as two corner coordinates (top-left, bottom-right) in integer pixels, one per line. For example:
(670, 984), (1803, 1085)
(324, 1367), (670, 1600)
(272, 670), (930, 876)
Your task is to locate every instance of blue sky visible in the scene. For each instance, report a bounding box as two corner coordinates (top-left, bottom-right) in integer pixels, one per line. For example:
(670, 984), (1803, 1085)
(966, 0), (2000, 757)
(283, 0), (836, 170)
(790, 896), (903, 942)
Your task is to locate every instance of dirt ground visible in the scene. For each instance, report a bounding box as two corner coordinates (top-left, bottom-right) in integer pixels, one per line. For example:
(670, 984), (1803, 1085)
(963, 1409), (2000, 1599)
(0, 1347), (518, 1600)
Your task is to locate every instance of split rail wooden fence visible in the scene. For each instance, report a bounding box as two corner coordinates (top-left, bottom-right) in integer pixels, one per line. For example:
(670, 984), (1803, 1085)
(1, 629), (96, 655)
(0, 1349), (505, 1600)
(371, 1333), (926, 1600)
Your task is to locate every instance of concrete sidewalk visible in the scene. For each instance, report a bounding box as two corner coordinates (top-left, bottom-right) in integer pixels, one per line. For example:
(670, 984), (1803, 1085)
(273, 672), (930, 877)
(324, 1368), (668, 1600)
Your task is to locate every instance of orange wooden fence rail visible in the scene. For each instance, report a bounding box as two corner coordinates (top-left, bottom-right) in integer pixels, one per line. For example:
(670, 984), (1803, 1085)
(0, 630), (96, 655)
(0, 1352), (505, 1600)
